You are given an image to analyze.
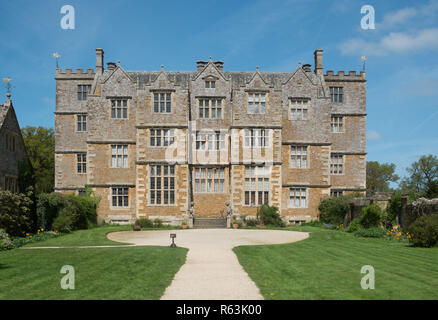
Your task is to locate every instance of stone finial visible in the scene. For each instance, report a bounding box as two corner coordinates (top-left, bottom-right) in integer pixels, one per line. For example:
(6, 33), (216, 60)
(256, 66), (259, 72)
(161, 65), (164, 72)
(117, 60), (121, 67)
(298, 62), (302, 68)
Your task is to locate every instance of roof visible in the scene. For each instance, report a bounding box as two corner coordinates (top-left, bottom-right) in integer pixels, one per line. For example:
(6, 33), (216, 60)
(0, 103), (10, 130)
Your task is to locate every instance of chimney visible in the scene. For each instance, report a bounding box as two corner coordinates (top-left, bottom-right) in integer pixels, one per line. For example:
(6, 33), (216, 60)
(314, 49), (323, 75)
(214, 61), (224, 72)
(302, 64), (311, 72)
(96, 48), (104, 74)
(107, 62), (117, 71)
(197, 60), (207, 72)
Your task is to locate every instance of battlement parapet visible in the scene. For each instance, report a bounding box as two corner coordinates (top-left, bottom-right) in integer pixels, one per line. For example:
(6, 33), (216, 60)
(55, 68), (95, 80)
(324, 70), (365, 82)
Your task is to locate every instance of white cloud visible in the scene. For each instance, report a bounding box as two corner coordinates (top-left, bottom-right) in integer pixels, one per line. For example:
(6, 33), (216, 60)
(367, 130), (381, 141)
(379, 0), (438, 29)
(339, 28), (438, 56)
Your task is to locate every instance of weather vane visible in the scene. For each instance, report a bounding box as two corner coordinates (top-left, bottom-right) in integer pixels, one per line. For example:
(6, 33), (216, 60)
(2, 77), (12, 95)
(361, 56), (367, 71)
(53, 52), (61, 68)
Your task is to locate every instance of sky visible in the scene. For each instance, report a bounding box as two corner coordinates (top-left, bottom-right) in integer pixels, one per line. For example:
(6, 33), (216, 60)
(0, 0), (437, 182)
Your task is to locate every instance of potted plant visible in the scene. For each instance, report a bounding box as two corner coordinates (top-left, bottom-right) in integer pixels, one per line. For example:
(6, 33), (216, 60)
(181, 221), (188, 229)
(133, 224), (141, 231)
(232, 220), (241, 229)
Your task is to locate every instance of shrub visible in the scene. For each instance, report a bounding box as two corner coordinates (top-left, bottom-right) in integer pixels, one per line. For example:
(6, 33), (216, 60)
(386, 192), (402, 224)
(318, 196), (351, 225)
(36, 193), (66, 230)
(407, 214), (438, 248)
(153, 218), (163, 227)
(52, 212), (74, 232)
(245, 218), (258, 227)
(232, 220), (243, 228)
(354, 227), (386, 238)
(0, 229), (15, 251)
(301, 220), (323, 227)
(256, 204), (285, 227)
(360, 205), (382, 228)
(0, 190), (33, 237)
(345, 218), (362, 233)
(135, 218), (153, 228)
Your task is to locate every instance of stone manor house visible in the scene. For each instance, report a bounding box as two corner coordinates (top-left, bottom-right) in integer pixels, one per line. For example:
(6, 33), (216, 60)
(54, 48), (366, 225)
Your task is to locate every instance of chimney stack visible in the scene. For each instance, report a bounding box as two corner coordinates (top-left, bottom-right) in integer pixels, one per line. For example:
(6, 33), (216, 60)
(197, 60), (207, 72)
(107, 62), (116, 71)
(314, 49), (323, 76)
(96, 48), (104, 74)
(214, 61), (224, 72)
(302, 64), (311, 72)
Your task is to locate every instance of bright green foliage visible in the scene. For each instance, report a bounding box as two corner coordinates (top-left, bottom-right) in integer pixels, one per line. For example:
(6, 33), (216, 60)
(345, 218), (362, 233)
(360, 204), (382, 228)
(408, 214), (438, 248)
(135, 218), (154, 228)
(0, 229), (14, 251)
(52, 212), (74, 232)
(318, 196), (351, 225)
(256, 204), (285, 227)
(36, 193), (66, 229)
(153, 218), (163, 227)
(354, 227), (386, 238)
(400, 154), (438, 199)
(0, 190), (33, 237)
(366, 161), (399, 196)
(21, 126), (55, 194)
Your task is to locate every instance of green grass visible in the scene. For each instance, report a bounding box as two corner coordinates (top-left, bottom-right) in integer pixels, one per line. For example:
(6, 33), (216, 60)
(233, 226), (438, 300)
(1, 225), (188, 299)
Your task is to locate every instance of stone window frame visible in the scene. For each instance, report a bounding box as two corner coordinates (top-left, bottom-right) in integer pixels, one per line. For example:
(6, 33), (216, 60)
(149, 164), (175, 206)
(77, 84), (91, 101)
(330, 153), (344, 175)
(329, 86), (344, 103)
(150, 128), (175, 147)
(195, 131), (225, 151)
(111, 187), (129, 208)
(198, 98), (223, 119)
(290, 145), (308, 169)
(153, 92), (172, 113)
(194, 167), (225, 193)
(205, 80), (216, 89)
(5, 132), (16, 152)
(331, 116), (344, 133)
(4, 176), (18, 193)
(77, 153), (87, 174)
(77, 114), (87, 132)
(330, 189), (344, 198)
(289, 187), (307, 208)
(244, 165), (269, 206)
(110, 98), (129, 119)
(111, 145), (129, 168)
(289, 98), (310, 121)
(244, 129), (269, 148)
(247, 92), (266, 114)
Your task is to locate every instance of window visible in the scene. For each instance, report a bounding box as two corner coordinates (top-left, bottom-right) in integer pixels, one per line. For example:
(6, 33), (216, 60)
(150, 165), (175, 205)
(244, 166), (269, 206)
(291, 146), (307, 168)
(111, 145), (128, 168)
(5, 134), (15, 152)
(289, 188), (307, 208)
(331, 190), (344, 198)
(77, 85), (91, 101)
(195, 132), (225, 150)
(112, 187), (129, 207)
(111, 99), (128, 119)
(290, 99), (308, 120)
(248, 93), (266, 114)
(77, 153), (86, 173)
(153, 92), (171, 113)
(150, 129), (175, 147)
(198, 99), (222, 119)
(205, 81), (216, 88)
(330, 154), (344, 175)
(331, 116), (343, 133)
(4, 177), (18, 193)
(77, 115), (87, 132)
(244, 129), (269, 147)
(330, 87), (343, 103)
(194, 167), (225, 193)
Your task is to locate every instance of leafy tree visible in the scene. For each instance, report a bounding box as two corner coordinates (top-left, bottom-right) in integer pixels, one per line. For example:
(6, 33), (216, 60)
(21, 126), (54, 194)
(366, 161), (399, 196)
(400, 155), (438, 199)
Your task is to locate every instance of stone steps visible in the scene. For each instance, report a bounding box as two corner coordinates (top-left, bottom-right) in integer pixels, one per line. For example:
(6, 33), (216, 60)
(193, 218), (227, 229)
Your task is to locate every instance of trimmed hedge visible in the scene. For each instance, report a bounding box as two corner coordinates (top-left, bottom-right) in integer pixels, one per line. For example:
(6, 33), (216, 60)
(408, 214), (438, 247)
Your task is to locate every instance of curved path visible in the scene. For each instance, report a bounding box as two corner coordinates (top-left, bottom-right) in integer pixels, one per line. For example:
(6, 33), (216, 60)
(108, 229), (309, 300)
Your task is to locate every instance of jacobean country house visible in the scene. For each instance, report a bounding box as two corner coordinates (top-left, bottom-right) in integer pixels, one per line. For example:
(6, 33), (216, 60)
(54, 48), (366, 225)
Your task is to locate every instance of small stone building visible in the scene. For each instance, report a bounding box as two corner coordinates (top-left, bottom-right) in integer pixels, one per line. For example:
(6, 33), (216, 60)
(0, 93), (28, 192)
(54, 48), (366, 224)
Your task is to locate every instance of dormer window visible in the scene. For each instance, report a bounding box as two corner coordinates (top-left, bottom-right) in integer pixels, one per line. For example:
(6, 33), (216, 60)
(248, 93), (266, 114)
(205, 81), (216, 88)
(154, 92), (171, 113)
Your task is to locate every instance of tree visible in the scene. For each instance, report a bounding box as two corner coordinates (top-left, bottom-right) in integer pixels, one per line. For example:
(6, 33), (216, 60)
(400, 154), (438, 199)
(21, 126), (55, 194)
(366, 161), (399, 196)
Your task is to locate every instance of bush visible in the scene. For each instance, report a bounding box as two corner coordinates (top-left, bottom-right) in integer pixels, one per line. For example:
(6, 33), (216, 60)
(345, 218), (362, 233)
(135, 218), (153, 228)
(153, 218), (163, 228)
(0, 229), (15, 251)
(318, 196), (351, 225)
(256, 204), (285, 227)
(386, 192), (402, 225)
(52, 212), (74, 232)
(0, 190), (33, 237)
(61, 195), (98, 230)
(245, 218), (258, 227)
(301, 220), (323, 227)
(360, 205), (382, 228)
(408, 214), (438, 248)
(36, 193), (66, 230)
(354, 227), (386, 238)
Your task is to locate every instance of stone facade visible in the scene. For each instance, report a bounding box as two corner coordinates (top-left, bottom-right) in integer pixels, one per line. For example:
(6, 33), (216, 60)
(54, 48), (366, 224)
(0, 94), (28, 192)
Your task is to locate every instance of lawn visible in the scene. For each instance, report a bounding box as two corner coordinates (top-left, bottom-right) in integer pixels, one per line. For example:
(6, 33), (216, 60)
(233, 226), (438, 300)
(0, 226), (188, 299)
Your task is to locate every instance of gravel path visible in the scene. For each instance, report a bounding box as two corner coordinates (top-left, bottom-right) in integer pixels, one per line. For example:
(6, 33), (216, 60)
(107, 229), (309, 300)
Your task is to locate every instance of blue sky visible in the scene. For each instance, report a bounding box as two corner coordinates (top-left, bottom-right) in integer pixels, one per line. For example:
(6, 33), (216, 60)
(1, 0), (437, 182)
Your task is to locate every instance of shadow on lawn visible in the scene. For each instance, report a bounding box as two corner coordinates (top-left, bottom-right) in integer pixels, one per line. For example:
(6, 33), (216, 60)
(0, 263), (11, 270)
